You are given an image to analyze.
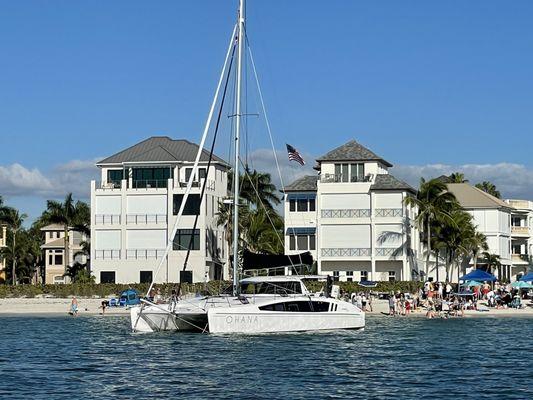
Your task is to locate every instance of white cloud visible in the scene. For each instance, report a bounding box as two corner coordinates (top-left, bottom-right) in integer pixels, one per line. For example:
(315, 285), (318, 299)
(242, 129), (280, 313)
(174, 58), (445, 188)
(391, 163), (533, 199)
(0, 159), (100, 201)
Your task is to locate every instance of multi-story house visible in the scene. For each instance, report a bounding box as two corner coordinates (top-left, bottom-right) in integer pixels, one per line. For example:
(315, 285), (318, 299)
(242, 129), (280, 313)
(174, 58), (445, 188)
(445, 183), (512, 281)
(0, 225), (7, 282)
(90, 136), (229, 284)
(41, 224), (88, 284)
(284, 140), (419, 282)
(505, 199), (533, 280)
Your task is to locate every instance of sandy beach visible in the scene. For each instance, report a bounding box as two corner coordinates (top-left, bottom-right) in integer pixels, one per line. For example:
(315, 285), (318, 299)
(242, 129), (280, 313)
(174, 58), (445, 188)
(1, 297), (532, 317)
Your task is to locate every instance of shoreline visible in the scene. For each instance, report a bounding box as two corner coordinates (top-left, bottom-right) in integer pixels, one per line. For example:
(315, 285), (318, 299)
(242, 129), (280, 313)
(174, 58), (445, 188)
(1, 297), (532, 318)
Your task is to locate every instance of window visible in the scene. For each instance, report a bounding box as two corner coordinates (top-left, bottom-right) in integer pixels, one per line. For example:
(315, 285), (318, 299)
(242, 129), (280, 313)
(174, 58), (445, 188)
(309, 234), (316, 250)
(350, 163), (365, 182)
(289, 199), (296, 212)
(388, 270), (396, 282)
(173, 229), (200, 251)
(140, 271), (153, 283)
(333, 271), (340, 282)
(360, 271), (368, 281)
(54, 252), (63, 265)
(259, 300), (329, 312)
(48, 253), (53, 265)
(100, 271), (116, 284)
(289, 235), (296, 250)
(54, 276), (64, 283)
(309, 198), (316, 211)
(297, 199), (308, 212)
(173, 194), (201, 215)
(132, 167), (170, 188)
(180, 270), (193, 283)
(56, 231), (60, 239)
(107, 169), (123, 184)
(297, 235), (308, 250)
(346, 271), (354, 282)
(185, 168), (207, 182)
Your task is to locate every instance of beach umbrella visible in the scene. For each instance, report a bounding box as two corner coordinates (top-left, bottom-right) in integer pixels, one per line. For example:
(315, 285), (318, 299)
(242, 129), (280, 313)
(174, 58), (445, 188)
(466, 281), (482, 287)
(519, 272), (533, 282)
(511, 281), (533, 289)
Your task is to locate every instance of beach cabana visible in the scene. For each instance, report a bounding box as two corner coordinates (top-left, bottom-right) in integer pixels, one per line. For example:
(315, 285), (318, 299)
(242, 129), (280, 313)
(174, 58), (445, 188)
(460, 269), (496, 282)
(519, 272), (533, 282)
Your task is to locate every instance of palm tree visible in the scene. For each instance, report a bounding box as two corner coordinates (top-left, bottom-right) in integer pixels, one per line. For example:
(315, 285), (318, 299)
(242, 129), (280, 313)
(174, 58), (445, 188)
(404, 178), (458, 278)
(481, 252), (502, 275)
(449, 172), (468, 183)
(243, 208), (284, 254)
(475, 181), (501, 199)
(0, 207), (27, 285)
(42, 194), (90, 278)
(465, 231), (488, 271)
(229, 168), (281, 210)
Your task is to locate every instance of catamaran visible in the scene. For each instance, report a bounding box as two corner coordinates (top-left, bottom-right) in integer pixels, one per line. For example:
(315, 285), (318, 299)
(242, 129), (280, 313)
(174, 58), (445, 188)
(130, 0), (365, 334)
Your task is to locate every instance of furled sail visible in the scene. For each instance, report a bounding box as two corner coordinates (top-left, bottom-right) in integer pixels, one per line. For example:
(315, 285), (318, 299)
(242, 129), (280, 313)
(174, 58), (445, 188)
(241, 249), (313, 271)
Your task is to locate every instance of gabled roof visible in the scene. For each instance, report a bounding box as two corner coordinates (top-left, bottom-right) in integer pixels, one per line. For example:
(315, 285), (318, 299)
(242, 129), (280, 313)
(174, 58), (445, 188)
(371, 174), (416, 193)
(316, 140), (393, 167)
(97, 136), (228, 166)
(41, 238), (65, 249)
(283, 175), (318, 192)
(446, 183), (511, 210)
(40, 224), (66, 231)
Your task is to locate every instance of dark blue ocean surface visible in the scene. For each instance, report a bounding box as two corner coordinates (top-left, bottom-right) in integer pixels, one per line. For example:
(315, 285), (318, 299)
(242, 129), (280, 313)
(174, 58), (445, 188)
(0, 315), (531, 399)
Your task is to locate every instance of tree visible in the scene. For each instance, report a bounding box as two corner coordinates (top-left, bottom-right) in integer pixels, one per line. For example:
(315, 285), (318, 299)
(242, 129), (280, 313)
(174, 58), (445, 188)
(448, 172), (468, 183)
(475, 181), (501, 199)
(229, 168), (281, 210)
(465, 231), (488, 271)
(41, 194), (90, 278)
(0, 207), (28, 284)
(404, 178), (458, 278)
(480, 252), (501, 275)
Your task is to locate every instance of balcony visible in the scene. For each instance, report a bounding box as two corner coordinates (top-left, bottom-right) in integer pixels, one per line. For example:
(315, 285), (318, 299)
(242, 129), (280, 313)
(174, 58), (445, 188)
(511, 226), (530, 236)
(321, 209), (370, 218)
(95, 250), (121, 260)
(509, 200), (530, 209)
(126, 214), (166, 225)
(96, 181), (122, 190)
(177, 179), (216, 191)
(95, 214), (121, 225)
(320, 174), (373, 183)
(375, 247), (403, 257)
(512, 254), (531, 264)
(126, 249), (165, 259)
(321, 248), (371, 257)
(375, 208), (403, 218)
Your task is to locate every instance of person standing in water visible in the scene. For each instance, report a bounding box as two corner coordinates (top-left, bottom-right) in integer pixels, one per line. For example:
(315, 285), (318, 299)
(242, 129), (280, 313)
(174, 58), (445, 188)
(70, 297), (79, 316)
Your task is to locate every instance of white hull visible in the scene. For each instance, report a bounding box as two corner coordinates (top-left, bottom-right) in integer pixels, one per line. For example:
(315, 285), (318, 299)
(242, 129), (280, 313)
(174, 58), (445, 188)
(130, 304), (208, 333)
(207, 306), (365, 334)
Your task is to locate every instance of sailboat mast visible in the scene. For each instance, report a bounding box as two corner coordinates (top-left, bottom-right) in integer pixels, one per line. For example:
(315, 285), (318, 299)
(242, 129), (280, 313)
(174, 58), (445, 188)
(232, 0), (245, 296)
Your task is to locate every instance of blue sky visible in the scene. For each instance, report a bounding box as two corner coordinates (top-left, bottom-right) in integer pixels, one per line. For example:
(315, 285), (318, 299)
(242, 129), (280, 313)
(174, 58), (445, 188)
(1, 0), (533, 222)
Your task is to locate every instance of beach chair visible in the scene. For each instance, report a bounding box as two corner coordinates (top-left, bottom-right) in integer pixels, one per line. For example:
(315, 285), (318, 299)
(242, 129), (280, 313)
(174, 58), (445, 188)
(119, 297), (127, 307)
(109, 298), (117, 307)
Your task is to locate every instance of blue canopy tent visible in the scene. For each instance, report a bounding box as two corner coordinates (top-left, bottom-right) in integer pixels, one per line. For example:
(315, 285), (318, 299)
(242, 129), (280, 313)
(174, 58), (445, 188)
(459, 269), (497, 283)
(119, 289), (141, 306)
(519, 272), (533, 282)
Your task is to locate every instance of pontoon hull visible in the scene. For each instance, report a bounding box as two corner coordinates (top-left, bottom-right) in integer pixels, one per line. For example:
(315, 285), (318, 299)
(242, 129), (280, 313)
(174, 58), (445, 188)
(130, 305), (207, 333)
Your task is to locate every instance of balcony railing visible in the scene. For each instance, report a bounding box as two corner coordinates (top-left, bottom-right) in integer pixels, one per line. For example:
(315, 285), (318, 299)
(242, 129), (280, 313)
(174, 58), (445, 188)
(95, 214), (121, 225)
(131, 179), (169, 189)
(511, 226), (530, 235)
(321, 209), (371, 218)
(96, 181), (122, 190)
(177, 179), (216, 191)
(375, 247), (403, 257)
(321, 248), (371, 257)
(320, 174), (373, 183)
(126, 214), (167, 224)
(126, 249), (165, 259)
(375, 208), (403, 218)
(95, 250), (121, 260)
(512, 254), (531, 263)
(509, 200), (530, 209)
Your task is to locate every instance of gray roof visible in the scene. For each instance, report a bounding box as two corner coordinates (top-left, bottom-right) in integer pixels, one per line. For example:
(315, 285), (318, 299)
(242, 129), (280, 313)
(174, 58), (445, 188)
(316, 140), (392, 167)
(371, 174), (416, 193)
(283, 175), (318, 192)
(97, 136), (227, 166)
(446, 183), (510, 210)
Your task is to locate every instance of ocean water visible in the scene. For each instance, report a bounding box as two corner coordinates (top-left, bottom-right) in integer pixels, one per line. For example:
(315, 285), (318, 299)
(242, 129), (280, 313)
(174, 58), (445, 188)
(0, 315), (531, 400)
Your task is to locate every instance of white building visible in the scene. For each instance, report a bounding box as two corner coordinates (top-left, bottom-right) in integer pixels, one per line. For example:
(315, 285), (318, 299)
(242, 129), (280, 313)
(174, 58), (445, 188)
(41, 224), (88, 284)
(0, 225), (7, 283)
(284, 140), (419, 282)
(505, 199), (533, 280)
(445, 183), (512, 281)
(90, 136), (229, 284)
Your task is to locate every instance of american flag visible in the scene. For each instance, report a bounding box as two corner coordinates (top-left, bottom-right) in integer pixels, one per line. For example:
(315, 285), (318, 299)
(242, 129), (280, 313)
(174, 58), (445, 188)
(286, 144), (305, 166)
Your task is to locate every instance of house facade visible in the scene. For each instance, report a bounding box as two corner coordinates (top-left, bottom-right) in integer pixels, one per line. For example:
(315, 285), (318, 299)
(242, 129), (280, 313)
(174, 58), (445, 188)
(0, 225), (6, 282)
(445, 183), (512, 281)
(90, 136), (229, 284)
(41, 224), (88, 284)
(505, 199), (533, 280)
(284, 140), (419, 282)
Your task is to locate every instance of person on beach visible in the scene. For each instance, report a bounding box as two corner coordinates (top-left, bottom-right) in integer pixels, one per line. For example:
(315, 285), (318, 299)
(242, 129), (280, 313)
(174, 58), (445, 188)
(367, 293), (373, 312)
(100, 300), (109, 315)
(70, 297), (79, 316)
(388, 294), (395, 315)
(405, 298), (411, 315)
